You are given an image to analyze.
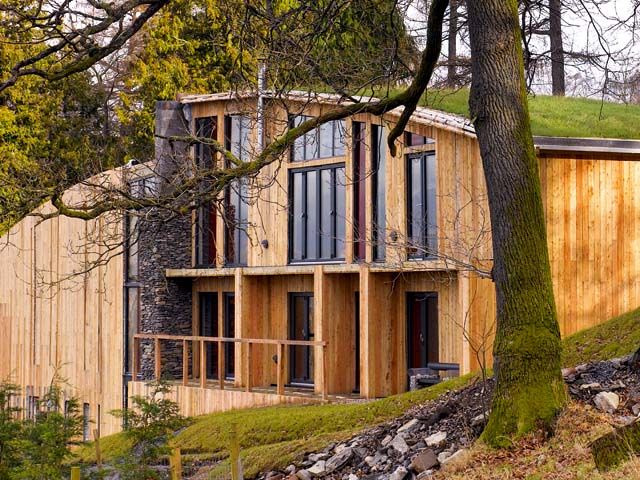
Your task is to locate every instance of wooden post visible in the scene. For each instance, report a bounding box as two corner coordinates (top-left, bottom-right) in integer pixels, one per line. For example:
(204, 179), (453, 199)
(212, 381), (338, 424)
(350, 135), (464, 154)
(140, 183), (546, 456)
(70, 466), (81, 480)
(169, 447), (182, 480)
(218, 339), (225, 390)
(182, 340), (189, 386)
(244, 343), (251, 393)
(322, 344), (328, 402)
(200, 340), (207, 388)
(132, 337), (139, 380)
(276, 343), (285, 396)
(93, 429), (102, 467)
(230, 425), (241, 480)
(154, 337), (162, 380)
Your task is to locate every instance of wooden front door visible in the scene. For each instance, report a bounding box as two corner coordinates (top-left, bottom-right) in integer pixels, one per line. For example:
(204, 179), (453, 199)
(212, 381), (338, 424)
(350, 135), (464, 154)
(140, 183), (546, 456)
(406, 292), (439, 369)
(199, 292), (219, 379)
(289, 293), (314, 386)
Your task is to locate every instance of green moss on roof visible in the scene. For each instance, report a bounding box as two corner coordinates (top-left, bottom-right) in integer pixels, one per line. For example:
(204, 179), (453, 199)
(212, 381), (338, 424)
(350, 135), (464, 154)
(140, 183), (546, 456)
(421, 88), (640, 140)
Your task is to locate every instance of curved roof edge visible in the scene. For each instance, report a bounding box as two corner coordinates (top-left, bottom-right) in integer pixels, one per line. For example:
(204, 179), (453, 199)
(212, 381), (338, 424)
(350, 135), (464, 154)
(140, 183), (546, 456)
(177, 90), (640, 155)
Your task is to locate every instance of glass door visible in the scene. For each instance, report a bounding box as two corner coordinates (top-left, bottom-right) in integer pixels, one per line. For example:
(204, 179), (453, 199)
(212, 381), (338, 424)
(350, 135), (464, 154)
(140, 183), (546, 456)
(289, 293), (314, 386)
(199, 292), (219, 379)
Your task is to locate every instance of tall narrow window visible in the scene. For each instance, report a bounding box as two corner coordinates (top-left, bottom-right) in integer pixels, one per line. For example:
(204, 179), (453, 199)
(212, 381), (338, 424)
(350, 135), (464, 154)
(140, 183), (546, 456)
(291, 115), (345, 161)
(372, 125), (387, 261)
(224, 115), (250, 266)
(195, 117), (218, 267)
(289, 164), (346, 263)
(406, 152), (437, 259)
(82, 403), (91, 442)
(352, 122), (366, 262)
(199, 292), (218, 379)
(124, 207), (141, 376)
(223, 293), (235, 379)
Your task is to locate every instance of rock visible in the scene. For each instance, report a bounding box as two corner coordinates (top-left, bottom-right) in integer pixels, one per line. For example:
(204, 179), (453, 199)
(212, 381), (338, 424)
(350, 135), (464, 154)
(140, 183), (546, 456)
(424, 431), (447, 447)
(286, 475), (298, 480)
(389, 466), (408, 480)
(354, 447), (369, 458)
(561, 367), (577, 378)
(286, 465), (297, 474)
(416, 471), (434, 479)
(409, 449), (439, 473)
(347, 475), (358, 480)
(440, 449), (468, 467)
(397, 419), (421, 434)
(471, 412), (489, 427)
(266, 472), (285, 480)
(308, 461), (326, 476)
(326, 448), (353, 473)
(335, 444), (349, 454)
(575, 363), (589, 373)
(296, 470), (312, 480)
(309, 453), (328, 462)
(364, 456), (376, 467)
(632, 403), (640, 416)
(580, 382), (601, 390)
(594, 391), (620, 413)
(381, 434), (393, 446)
(618, 415), (637, 426)
(436, 451), (452, 464)
(391, 435), (410, 454)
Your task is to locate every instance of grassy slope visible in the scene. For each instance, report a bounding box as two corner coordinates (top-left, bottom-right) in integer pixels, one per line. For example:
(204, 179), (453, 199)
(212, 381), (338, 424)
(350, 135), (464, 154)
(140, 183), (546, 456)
(78, 306), (640, 474)
(421, 89), (640, 140)
(561, 306), (640, 368)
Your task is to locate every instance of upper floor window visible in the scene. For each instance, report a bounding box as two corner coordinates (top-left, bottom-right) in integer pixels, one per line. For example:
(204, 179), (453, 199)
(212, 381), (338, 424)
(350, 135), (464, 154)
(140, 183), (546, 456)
(371, 125), (387, 261)
(289, 164), (346, 262)
(290, 115), (346, 161)
(194, 117), (217, 267)
(224, 115), (250, 266)
(407, 151), (437, 259)
(405, 131), (435, 147)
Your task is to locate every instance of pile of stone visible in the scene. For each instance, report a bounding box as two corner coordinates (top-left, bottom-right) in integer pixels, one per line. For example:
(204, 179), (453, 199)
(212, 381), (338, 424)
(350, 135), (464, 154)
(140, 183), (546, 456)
(259, 378), (494, 480)
(564, 353), (640, 424)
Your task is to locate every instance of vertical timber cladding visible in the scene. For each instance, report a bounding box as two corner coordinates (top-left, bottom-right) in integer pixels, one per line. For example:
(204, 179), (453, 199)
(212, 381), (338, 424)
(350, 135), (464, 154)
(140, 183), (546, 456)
(137, 102), (194, 379)
(539, 151), (640, 336)
(0, 190), (125, 436)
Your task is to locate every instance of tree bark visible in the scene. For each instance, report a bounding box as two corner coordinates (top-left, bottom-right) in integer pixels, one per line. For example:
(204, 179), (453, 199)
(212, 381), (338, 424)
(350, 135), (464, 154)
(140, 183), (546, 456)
(549, 0), (565, 96)
(466, 0), (567, 446)
(447, 0), (458, 87)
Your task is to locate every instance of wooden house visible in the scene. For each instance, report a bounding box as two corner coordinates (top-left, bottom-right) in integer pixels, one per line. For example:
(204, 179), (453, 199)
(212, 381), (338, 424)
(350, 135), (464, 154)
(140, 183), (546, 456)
(1, 91), (639, 435)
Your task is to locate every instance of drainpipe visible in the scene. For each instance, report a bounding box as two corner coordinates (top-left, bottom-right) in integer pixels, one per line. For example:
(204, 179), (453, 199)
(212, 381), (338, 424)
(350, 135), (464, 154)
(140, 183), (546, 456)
(256, 61), (267, 153)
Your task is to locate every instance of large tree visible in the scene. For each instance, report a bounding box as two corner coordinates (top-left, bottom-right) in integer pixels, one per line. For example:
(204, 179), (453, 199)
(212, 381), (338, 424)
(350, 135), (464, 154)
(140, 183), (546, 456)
(0, 0), (576, 445)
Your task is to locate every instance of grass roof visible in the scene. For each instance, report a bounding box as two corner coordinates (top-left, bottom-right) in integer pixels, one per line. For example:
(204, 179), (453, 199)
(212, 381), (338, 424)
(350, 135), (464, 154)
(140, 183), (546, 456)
(421, 89), (640, 140)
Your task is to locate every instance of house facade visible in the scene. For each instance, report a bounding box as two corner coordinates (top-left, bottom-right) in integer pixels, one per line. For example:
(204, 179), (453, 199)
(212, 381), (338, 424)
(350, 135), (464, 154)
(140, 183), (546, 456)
(1, 91), (640, 435)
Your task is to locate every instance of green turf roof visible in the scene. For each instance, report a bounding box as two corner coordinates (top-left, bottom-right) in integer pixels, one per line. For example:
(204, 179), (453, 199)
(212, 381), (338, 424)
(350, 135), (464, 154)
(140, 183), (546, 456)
(421, 89), (640, 140)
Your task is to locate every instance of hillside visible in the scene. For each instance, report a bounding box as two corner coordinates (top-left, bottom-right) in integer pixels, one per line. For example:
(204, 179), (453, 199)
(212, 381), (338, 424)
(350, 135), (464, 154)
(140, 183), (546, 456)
(421, 89), (640, 140)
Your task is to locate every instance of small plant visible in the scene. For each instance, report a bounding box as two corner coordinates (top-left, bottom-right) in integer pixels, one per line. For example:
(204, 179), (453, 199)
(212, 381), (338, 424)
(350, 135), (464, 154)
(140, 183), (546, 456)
(111, 380), (188, 480)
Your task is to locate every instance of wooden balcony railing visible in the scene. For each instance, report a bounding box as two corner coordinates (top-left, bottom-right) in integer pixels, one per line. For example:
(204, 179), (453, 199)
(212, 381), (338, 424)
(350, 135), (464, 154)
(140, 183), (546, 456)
(131, 334), (329, 400)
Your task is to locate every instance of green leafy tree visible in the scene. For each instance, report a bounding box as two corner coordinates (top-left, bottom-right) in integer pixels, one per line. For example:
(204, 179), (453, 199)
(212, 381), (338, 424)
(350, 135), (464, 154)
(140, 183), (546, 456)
(0, 382), (22, 479)
(111, 381), (188, 480)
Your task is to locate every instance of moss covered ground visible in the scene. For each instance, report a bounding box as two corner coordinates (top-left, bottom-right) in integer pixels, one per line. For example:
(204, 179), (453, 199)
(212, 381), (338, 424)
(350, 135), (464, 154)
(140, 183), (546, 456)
(420, 88), (640, 140)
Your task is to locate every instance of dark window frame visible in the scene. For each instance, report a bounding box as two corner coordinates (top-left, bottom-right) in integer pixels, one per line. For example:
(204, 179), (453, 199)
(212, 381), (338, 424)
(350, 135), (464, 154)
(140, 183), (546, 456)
(223, 292), (235, 380)
(406, 151), (438, 259)
(288, 292), (315, 387)
(288, 163), (346, 264)
(198, 292), (219, 379)
(406, 292), (439, 370)
(371, 124), (387, 262)
(352, 122), (366, 262)
(289, 115), (346, 162)
(194, 116), (218, 268)
(223, 115), (250, 266)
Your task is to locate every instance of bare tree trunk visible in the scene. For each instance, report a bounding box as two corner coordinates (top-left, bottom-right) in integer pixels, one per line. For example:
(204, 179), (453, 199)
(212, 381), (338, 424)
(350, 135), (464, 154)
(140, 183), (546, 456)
(549, 0), (565, 95)
(466, 0), (567, 446)
(447, 0), (458, 87)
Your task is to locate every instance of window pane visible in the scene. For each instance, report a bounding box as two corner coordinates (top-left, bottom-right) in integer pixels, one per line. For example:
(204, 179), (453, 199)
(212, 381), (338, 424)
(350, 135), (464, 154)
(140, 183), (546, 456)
(320, 169), (332, 258)
(335, 167), (346, 258)
(306, 171), (318, 259)
(372, 126), (387, 261)
(126, 214), (139, 280)
(292, 116), (306, 161)
(239, 116), (252, 161)
(126, 287), (139, 373)
(305, 128), (319, 160)
(410, 156), (424, 251)
(292, 172), (304, 260)
(319, 122), (333, 158)
(333, 120), (346, 157)
(426, 153), (437, 254)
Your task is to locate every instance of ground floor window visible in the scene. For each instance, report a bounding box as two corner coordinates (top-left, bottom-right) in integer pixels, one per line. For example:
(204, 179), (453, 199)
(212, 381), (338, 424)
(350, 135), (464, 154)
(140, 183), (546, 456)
(199, 292), (218, 379)
(406, 292), (439, 369)
(223, 293), (235, 379)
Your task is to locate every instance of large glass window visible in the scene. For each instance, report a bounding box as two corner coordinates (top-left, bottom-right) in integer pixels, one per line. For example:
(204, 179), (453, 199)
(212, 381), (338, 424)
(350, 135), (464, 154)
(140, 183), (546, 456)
(352, 122), (366, 262)
(289, 164), (346, 262)
(224, 115), (250, 266)
(406, 152), (437, 259)
(372, 125), (387, 261)
(195, 117), (217, 267)
(291, 115), (346, 161)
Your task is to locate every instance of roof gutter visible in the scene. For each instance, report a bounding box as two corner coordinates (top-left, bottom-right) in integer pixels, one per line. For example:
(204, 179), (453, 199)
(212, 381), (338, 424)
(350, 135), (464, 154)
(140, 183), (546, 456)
(533, 136), (640, 155)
